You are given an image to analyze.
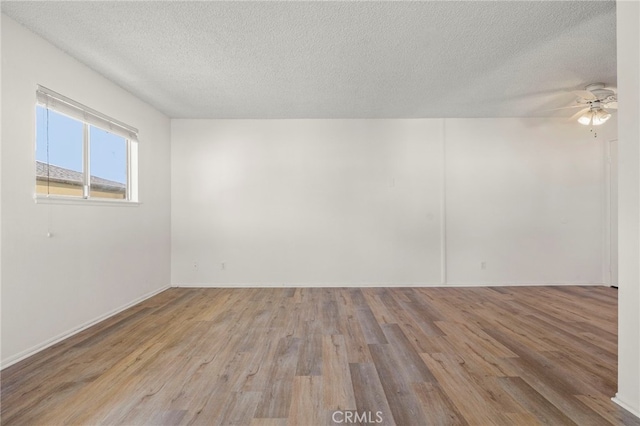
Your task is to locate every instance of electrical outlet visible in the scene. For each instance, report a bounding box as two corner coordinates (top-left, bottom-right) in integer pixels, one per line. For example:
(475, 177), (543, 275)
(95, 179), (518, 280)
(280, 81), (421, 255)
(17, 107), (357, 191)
(221, 262), (226, 270)
(193, 262), (198, 270)
(480, 261), (487, 270)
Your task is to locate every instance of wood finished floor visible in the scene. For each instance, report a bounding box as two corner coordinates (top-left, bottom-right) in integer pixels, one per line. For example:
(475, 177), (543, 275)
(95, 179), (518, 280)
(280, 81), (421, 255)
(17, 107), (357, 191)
(2, 286), (638, 426)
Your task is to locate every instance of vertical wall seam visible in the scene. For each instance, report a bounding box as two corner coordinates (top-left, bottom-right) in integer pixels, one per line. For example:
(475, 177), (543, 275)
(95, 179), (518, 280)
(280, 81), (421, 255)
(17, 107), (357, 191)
(441, 118), (447, 286)
(604, 139), (611, 286)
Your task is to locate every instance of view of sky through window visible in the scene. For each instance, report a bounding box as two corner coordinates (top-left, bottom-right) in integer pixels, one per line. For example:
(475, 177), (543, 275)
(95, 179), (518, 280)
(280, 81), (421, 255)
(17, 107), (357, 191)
(35, 105), (83, 173)
(36, 106), (127, 184)
(89, 126), (127, 184)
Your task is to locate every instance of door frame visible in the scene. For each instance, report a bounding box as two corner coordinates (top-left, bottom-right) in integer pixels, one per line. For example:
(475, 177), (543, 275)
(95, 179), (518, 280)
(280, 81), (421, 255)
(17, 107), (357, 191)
(604, 138), (618, 287)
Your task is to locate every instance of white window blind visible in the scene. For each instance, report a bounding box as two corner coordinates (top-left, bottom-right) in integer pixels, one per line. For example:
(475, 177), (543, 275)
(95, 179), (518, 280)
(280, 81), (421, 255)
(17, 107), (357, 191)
(36, 85), (138, 142)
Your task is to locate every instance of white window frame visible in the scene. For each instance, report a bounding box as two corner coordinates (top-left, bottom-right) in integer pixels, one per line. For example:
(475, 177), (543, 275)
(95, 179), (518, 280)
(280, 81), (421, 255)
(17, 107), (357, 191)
(34, 86), (139, 205)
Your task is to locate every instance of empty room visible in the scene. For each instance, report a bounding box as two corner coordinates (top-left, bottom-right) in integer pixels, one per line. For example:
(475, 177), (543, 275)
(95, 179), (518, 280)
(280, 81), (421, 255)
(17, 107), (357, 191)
(1, 1), (640, 425)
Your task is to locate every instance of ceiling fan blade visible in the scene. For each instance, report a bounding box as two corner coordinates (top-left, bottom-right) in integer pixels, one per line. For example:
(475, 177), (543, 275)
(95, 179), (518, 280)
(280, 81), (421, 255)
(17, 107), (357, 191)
(542, 104), (585, 111)
(570, 107), (590, 121)
(572, 90), (597, 101)
(603, 101), (618, 110)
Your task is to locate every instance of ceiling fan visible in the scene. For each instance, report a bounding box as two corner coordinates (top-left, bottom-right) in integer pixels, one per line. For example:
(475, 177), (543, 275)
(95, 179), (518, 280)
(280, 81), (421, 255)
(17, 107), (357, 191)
(562, 83), (617, 126)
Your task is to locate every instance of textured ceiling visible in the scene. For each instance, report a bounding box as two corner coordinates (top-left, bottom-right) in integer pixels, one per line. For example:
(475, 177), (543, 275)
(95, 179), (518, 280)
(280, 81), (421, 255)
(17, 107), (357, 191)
(2, 1), (617, 119)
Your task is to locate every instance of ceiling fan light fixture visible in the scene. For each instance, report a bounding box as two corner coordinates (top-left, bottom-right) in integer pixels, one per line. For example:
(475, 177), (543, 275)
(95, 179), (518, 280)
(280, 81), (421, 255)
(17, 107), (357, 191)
(592, 109), (611, 125)
(569, 83), (617, 126)
(578, 111), (593, 125)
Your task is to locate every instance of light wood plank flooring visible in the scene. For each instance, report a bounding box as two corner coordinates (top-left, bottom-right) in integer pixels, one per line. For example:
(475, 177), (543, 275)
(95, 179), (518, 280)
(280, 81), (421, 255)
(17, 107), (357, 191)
(2, 286), (638, 425)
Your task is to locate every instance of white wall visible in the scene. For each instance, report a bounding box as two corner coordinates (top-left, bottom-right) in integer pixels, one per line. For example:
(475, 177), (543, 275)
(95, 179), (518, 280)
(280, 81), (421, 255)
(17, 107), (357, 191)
(614, 0), (640, 418)
(172, 119), (444, 286)
(0, 13), (4, 368)
(1, 15), (172, 367)
(446, 118), (613, 285)
(172, 117), (615, 287)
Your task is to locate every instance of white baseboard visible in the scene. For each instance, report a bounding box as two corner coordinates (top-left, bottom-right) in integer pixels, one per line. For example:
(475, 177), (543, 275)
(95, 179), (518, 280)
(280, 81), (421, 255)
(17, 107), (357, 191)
(612, 395), (640, 419)
(1, 285), (170, 370)
(174, 282), (439, 288)
(173, 282), (606, 288)
(445, 282), (604, 287)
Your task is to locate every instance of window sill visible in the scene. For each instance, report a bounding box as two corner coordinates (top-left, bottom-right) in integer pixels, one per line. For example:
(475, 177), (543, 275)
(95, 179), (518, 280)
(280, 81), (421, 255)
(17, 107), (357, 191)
(34, 195), (141, 207)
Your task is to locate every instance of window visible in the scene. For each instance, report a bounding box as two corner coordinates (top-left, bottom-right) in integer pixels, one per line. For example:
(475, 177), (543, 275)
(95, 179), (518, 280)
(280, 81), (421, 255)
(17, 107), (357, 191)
(35, 86), (138, 202)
